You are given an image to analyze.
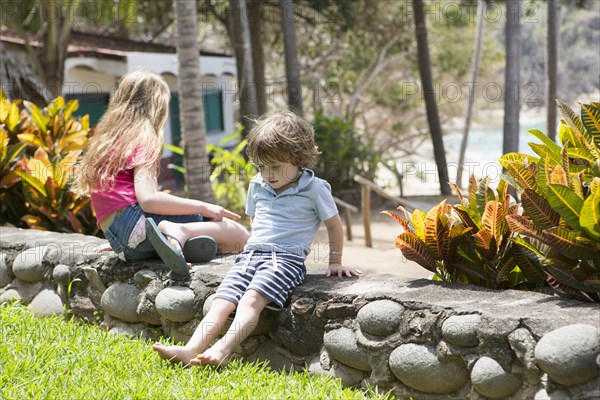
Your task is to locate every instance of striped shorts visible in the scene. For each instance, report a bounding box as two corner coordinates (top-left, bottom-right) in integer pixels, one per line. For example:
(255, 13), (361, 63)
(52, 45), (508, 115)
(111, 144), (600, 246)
(214, 250), (307, 309)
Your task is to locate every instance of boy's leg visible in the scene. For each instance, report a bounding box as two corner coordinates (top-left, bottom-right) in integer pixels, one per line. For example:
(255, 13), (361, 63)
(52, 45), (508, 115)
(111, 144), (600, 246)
(192, 289), (270, 366)
(153, 298), (237, 365)
(157, 219), (250, 254)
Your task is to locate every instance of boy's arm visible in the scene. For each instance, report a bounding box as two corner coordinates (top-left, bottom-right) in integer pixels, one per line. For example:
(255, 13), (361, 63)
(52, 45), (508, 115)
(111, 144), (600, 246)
(323, 214), (362, 278)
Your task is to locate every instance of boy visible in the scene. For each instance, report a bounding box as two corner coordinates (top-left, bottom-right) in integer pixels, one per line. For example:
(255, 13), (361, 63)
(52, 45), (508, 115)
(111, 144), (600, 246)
(153, 111), (361, 366)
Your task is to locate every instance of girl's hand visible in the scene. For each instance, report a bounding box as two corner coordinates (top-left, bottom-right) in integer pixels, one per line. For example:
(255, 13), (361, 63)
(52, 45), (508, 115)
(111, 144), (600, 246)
(202, 203), (241, 221)
(326, 264), (362, 278)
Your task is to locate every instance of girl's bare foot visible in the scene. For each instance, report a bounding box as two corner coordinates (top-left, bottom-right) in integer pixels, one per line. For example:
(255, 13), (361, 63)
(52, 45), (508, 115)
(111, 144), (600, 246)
(152, 342), (197, 366)
(190, 348), (230, 367)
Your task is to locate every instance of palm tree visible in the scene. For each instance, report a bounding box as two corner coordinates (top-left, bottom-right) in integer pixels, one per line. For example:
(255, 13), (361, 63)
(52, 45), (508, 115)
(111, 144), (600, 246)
(503, 0), (521, 157)
(173, 0), (214, 202)
(546, 0), (559, 142)
(412, 0), (450, 195)
(280, 0), (303, 115)
(456, 0), (485, 189)
(248, 0), (268, 115)
(229, 0), (259, 137)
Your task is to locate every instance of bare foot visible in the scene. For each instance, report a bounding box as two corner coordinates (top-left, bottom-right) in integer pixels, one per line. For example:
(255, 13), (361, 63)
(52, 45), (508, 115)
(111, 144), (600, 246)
(152, 342), (197, 366)
(190, 348), (229, 367)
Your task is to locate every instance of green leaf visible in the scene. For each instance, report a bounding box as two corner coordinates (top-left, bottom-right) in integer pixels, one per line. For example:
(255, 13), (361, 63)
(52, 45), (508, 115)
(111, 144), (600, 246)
(558, 121), (576, 147)
(15, 169), (46, 197)
(498, 152), (539, 171)
(529, 143), (562, 166)
(521, 189), (560, 230)
(412, 209), (427, 240)
(495, 255), (516, 285)
(546, 264), (600, 293)
(528, 129), (561, 153)
(394, 232), (437, 272)
(580, 103), (600, 146)
(475, 176), (490, 217)
(452, 205), (480, 233)
(63, 99), (79, 120)
(163, 144), (184, 155)
(23, 101), (49, 131)
(580, 193), (600, 240)
(506, 163), (537, 192)
(558, 99), (589, 141)
(543, 227), (600, 260)
(567, 147), (595, 163)
(546, 183), (584, 231)
(511, 239), (546, 283)
(166, 163), (186, 174)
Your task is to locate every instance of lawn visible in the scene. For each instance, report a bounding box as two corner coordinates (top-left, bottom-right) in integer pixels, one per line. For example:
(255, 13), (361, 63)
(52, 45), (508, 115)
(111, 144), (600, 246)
(0, 303), (391, 399)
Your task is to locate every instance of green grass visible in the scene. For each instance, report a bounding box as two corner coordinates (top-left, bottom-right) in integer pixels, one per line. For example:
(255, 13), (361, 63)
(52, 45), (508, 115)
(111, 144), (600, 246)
(0, 303), (391, 399)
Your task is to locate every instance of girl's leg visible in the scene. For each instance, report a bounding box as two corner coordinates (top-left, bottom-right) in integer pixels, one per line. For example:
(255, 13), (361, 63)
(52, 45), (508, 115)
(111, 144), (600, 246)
(191, 289), (270, 366)
(153, 298), (237, 365)
(157, 218), (250, 254)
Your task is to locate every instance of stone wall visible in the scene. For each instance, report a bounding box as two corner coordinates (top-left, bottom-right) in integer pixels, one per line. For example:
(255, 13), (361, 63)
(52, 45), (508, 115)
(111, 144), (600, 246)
(1, 226), (599, 399)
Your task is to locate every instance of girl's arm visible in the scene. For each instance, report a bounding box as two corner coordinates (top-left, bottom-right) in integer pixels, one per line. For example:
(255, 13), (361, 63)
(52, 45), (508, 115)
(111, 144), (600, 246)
(134, 165), (240, 220)
(323, 214), (362, 277)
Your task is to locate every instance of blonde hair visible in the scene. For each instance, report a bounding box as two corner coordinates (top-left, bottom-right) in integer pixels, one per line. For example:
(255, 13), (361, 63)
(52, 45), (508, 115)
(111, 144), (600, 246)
(74, 70), (170, 194)
(246, 110), (320, 168)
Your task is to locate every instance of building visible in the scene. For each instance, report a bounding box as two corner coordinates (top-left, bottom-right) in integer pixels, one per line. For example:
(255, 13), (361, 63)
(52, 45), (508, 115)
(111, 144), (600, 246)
(1, 28), (238, 182)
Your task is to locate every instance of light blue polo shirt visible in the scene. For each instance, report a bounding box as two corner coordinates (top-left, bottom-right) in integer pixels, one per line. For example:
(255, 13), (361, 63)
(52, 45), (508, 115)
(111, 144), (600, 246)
(245, 169), (339, 258)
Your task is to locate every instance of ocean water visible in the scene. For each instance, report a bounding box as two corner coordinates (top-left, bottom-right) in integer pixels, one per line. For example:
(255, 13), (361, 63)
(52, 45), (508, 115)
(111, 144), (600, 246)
(385, 118), (546, 196)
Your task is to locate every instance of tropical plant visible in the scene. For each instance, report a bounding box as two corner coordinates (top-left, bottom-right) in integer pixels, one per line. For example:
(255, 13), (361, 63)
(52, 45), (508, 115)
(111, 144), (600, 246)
(0, 95), (27, 225)
(501, 100), (600, 302)
(389, 100), (600, 303)
(385, 176), (546, 290)
(166, 128), (256, 225)
(0, 93), (96, 234)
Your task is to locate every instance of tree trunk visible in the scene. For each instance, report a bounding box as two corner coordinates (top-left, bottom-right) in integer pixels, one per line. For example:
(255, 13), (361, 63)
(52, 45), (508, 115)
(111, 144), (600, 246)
(280, 0), (304, 115)
(546, 0), (559, 142)
(230, 0), (259, 137)
(456, 1), (485, 189)
(36, 0), (75, 97)
(412, 0), (450, 195)
(248, 0), (268, 115)
(503, 0), (521, 157)
(173, 0), (214, 202)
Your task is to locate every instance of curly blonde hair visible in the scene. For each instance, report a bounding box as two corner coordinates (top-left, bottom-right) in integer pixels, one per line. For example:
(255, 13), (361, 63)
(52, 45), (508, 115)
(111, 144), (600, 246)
(74, 70), (170, 194)
(246, 110), (320, 169)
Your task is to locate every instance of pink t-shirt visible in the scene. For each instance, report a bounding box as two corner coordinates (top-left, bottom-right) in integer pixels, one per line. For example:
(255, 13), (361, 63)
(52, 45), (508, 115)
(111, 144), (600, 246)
(90, 149), (146, 226)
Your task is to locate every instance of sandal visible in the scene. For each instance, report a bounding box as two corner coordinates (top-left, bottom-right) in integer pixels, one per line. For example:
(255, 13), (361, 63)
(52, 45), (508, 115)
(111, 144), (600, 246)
(183, 236), (218, 264)
(145, 218), (190, 275)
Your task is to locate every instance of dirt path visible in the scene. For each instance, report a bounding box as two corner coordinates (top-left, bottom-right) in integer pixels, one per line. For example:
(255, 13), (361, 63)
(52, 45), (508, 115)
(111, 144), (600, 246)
(306, 196), (453, 279)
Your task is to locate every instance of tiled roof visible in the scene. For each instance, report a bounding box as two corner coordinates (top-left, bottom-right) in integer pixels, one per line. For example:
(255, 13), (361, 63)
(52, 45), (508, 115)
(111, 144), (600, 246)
(0, 28), (231, 59)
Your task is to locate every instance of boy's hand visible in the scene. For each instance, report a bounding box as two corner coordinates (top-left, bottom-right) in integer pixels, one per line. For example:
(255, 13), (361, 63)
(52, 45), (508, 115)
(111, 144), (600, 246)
(326, 264), (362, 278)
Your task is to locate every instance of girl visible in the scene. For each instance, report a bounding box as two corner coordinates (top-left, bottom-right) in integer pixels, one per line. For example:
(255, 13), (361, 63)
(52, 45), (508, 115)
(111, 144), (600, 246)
(153, 110), (361, 366)
(74, 70), (250, 274)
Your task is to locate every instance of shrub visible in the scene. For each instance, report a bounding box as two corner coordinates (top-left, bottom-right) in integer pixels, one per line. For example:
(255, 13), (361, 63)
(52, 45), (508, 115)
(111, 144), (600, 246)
(0, 93), (97, 235)
(313, 110), (381, 193)
(385, 177), (545, 290)
(388, 101), (600, 302)
(166, 128), (256, 225)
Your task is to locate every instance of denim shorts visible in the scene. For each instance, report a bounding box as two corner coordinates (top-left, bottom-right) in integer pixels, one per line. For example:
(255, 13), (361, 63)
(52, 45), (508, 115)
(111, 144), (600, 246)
(103, 203), (203, 261)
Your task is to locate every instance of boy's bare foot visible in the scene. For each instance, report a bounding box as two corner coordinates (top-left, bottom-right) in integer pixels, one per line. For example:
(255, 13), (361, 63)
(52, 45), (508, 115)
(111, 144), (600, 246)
(152, 342), (197, 366)
(190, 348), (229, 367)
